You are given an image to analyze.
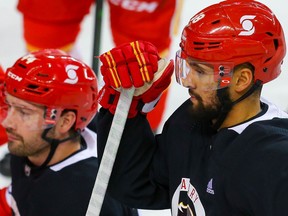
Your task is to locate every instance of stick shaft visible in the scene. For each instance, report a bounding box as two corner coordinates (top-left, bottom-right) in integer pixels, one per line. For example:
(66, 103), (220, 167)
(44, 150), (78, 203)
(86, 87), (135, 216)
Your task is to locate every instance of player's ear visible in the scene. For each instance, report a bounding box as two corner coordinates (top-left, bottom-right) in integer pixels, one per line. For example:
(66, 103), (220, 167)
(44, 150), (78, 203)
(56, 111), (76, 134)
(233, 67), (254, 93)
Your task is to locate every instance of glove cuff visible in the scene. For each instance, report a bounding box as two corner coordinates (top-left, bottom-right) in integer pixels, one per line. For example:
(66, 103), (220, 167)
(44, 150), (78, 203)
(97, 85), (144, 118)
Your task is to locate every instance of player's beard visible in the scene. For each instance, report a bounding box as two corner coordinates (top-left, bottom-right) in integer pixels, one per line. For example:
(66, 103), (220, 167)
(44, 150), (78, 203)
(188, 88), (233, 122)
(6, 127), (51, 158)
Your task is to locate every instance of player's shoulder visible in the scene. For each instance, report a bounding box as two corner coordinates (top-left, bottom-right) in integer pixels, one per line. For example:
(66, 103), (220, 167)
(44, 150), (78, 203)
(164, 99), (195, 128)
(229, 98), (288, 135)
(235, 116), (288, 149)
(220, 101), (288, 168)
(229, 118), (288, 167)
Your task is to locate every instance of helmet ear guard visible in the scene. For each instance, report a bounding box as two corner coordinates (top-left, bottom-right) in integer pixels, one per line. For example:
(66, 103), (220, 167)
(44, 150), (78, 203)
(177, 0), (286, 87)
(44, 107), (63, 127)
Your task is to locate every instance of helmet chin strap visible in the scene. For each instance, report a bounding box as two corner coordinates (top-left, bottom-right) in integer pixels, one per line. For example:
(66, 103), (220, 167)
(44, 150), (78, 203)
(213, 80), (263, 130)
(36, 128), (81, 169)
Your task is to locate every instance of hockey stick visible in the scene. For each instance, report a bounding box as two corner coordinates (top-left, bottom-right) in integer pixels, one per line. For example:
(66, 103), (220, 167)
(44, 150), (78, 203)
(86, 87), (135, 216)
(92, 0), (104, 75)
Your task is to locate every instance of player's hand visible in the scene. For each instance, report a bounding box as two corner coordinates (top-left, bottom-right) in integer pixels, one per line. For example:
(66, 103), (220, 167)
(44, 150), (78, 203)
(99, 40), (160, 88)
(98, 40), (174, 117)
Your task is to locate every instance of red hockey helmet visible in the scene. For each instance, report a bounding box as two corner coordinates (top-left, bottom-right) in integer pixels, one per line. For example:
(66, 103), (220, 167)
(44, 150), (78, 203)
(176, 0), (286, 88)
(4, 49), (98, 131)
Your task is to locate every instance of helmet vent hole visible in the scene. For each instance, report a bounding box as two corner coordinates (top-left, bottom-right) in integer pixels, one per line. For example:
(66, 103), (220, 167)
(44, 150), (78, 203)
(266, 32), (273, 36)
(208, 42), (221, 49)
(36, 73), (49, 77)
(264, 57), (272, 63)
(273, 39), (279, 50)
(211, 20), (220, 25)
(25, 84), (49, 95)
(194, 42), (205, 46)
(27, 84), (38, 89)
(193, 41), (221, 50)
(210, 42), (220, 45)
(18, 63), (27, 69)
(80, 117), (87, 122)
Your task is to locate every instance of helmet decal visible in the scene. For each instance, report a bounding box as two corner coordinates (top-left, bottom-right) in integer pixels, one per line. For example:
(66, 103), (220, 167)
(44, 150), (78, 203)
(64, 64), (79, 84)
(190, 12), (205, 24)
(7, 71), (23, 82)
(20, 54), (37, 64)
(239, 15), (256, 36)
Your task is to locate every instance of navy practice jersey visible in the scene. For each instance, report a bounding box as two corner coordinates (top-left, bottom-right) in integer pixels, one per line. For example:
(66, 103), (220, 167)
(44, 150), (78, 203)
(97, 98), (288, 216)
(10, 128), (137, 216)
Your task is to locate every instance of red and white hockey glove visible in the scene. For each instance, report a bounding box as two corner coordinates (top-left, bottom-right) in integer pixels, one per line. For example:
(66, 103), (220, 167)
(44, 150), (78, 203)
(98, 40), (174, 118)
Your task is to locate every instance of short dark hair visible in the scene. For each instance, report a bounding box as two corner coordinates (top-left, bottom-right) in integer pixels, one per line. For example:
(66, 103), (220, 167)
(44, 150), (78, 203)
(234, 62), (255, 76)
(61, 109), (81, 142)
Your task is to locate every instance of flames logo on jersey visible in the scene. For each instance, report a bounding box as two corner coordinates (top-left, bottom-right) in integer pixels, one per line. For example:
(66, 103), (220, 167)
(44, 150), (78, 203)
(171, 178), (206, 216)
(178, 202), (194, 216)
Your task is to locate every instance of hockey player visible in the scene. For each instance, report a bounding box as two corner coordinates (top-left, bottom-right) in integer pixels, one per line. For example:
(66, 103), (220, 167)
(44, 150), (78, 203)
(96, 1), (288, 215)
(0, 49), (137, 215)
(17, 0), (178, 132)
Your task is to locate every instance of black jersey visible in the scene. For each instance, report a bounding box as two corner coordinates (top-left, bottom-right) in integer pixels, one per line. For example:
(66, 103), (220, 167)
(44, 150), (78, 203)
(97, 98), (288, 216)
(10, 128), (136, 216)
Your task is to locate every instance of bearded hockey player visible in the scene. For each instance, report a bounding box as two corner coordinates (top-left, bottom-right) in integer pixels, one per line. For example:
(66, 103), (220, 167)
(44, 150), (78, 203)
(0, 49), (138, 216)
(96, 1), (288, 215)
